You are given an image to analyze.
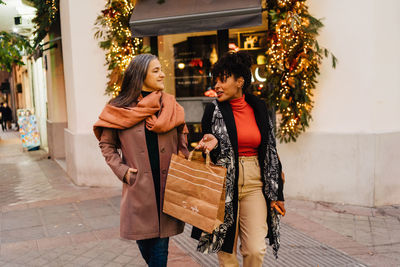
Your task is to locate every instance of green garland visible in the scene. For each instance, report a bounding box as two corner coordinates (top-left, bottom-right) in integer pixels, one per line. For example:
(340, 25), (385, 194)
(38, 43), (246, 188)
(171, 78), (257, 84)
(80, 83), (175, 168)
(263, 0), (336, 142)
(94, 0), (146, 96)
(30, 0), (59, 47)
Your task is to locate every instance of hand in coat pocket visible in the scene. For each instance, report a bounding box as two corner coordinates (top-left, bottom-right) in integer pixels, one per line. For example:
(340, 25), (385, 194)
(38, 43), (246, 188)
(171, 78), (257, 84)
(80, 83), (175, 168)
(124, 168), (138, 185)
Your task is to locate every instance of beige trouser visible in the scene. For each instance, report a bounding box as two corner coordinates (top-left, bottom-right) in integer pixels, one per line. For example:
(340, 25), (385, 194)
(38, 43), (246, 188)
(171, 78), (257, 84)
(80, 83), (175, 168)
(218, 156), (268, 267)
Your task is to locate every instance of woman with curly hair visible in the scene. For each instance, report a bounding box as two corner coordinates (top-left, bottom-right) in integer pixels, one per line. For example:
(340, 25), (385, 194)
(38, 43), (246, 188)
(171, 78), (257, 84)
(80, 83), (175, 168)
(193, 51), (285, 267)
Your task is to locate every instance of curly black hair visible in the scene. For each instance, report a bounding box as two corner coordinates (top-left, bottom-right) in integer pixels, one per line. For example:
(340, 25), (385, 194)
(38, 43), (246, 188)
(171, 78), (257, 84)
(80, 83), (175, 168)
(211, 51), (253, 92)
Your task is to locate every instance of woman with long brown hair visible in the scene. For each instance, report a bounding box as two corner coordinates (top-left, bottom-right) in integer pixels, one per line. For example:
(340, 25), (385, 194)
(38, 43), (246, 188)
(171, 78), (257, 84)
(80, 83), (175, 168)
(94, 54), (189, 267)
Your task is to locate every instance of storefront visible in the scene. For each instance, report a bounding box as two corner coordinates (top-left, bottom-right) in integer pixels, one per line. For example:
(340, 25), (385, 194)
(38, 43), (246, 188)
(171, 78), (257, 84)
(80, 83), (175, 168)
(130, 0), (268, 147)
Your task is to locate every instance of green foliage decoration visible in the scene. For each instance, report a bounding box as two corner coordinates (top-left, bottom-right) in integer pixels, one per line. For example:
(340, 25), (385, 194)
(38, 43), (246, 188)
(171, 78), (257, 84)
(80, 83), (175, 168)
(262, 0), (337, 142)
(94, 0), (147, 96)
(0, 31), (32, 72)
(30, 0), (59, 47)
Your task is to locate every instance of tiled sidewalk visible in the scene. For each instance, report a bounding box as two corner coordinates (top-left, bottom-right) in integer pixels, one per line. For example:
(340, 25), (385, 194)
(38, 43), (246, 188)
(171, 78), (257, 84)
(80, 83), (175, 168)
(284, 199), (400, 266)
(0, 131), (198, 266)
(0, 131), (121, 208)
(0, 196), (198, 267)
(1, 130), (399, 266)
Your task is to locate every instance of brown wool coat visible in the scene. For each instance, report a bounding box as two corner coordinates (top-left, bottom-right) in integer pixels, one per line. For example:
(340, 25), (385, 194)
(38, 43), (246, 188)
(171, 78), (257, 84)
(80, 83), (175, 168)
(99, 120), (189, 240)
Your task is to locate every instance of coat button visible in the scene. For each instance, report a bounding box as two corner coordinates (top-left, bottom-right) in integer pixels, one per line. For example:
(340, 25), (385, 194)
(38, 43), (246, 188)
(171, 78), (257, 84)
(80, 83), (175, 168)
(162, 170), (167, 174)
(160, 148), (165, 153)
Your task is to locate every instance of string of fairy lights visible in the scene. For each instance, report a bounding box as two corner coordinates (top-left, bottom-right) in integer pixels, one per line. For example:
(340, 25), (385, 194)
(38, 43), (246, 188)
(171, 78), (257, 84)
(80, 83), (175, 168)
(45, 0), (58, 22)
(264, 0), (333, 142)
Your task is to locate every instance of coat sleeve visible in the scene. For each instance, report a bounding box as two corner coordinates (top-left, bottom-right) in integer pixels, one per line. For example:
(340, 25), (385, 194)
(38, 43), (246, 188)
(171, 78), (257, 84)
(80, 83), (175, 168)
(99, 127), (130, 183)
(201, 102), (221, 162)
(177, 124), (190, 158)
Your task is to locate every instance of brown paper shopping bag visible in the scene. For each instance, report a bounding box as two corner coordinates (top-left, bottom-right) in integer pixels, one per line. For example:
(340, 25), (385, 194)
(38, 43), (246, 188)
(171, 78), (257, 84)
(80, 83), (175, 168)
(163, 151), (227, 233)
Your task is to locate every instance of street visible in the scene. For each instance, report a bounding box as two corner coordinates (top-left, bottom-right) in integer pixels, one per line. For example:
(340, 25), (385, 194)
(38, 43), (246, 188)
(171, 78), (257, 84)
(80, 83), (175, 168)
(0, 131), (399, 266)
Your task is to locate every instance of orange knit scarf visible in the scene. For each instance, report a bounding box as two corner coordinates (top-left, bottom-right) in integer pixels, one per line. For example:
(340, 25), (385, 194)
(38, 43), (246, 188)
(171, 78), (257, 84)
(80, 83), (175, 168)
(93, 91), (187, 140)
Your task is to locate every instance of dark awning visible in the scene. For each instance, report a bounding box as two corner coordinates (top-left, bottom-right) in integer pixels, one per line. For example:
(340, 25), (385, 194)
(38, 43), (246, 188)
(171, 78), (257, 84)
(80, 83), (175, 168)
(129, 0), (262, 37)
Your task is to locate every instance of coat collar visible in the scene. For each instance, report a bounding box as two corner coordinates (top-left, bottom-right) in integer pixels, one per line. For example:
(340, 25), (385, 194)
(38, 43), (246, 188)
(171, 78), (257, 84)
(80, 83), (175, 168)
(216, 100), (238, 158)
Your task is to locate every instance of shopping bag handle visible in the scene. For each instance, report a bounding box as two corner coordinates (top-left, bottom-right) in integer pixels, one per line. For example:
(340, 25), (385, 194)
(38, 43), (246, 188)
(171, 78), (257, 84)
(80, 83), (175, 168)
(188, 149), (211, 166)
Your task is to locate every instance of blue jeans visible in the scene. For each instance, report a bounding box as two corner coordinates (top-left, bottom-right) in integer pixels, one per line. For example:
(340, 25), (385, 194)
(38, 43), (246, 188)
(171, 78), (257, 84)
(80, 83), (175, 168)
(136, 237), (169, 267)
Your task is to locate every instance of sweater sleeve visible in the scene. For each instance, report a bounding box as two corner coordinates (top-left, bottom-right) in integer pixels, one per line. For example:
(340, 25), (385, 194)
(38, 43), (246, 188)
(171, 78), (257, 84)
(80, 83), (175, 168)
(99, 128), (130, 183)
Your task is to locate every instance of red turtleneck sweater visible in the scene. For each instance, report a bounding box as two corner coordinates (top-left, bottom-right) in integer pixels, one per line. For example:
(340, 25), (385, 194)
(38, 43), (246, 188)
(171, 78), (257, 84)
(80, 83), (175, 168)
(230, 95), (261, 156)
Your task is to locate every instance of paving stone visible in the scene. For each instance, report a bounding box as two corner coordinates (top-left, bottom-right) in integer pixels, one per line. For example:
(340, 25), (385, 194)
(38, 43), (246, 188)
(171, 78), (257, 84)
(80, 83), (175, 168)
(70, 231), (98, 244)
(2, 263), (25, 267)
(1, 226), (45, 243)
(2, 209), (39, 219)
(40, 204), (76, 216)
(127, 256), (147, 267)
(95, 250), (119, 262)
(78, 206), (117, 218)
(81, 247), (103, 259)
(112, 254), (133, 264)
(1, 217), (42, 231)
(93, 227), (119, 240)
(29, 257), (49, 266)
(56, 253), (75, 263)
(104, 262), (124, 267)
(39, 250), (62, 261)
(69, 256), (93, 266)
(37, 236), (72, 250)
(45, 222), (89, 237)
(84, 215), (120, 230)
(86, 259), (110, 267)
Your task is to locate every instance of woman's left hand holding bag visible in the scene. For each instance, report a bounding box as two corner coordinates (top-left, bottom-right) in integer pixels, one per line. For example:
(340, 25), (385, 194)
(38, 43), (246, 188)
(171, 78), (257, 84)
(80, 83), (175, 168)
(195, 134), (218, 153)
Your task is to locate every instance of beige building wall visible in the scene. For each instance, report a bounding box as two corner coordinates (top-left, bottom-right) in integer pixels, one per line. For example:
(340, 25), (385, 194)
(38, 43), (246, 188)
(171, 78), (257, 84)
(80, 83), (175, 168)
(30, 58), (48, 149)
(59, 0), (119, 186)
(278, 0), (400, 206)
(44, 33), (68, 160)
(22, 59), (34, 109)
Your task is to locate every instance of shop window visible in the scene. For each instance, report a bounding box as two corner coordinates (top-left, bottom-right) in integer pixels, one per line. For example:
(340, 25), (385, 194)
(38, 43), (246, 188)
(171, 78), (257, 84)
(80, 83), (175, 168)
(158, 30), (217, 98)
(174, 35), (216, 97)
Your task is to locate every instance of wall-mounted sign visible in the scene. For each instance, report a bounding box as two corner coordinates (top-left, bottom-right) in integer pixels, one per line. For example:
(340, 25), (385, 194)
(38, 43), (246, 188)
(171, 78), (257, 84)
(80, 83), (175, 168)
(238, 31), (267, 50)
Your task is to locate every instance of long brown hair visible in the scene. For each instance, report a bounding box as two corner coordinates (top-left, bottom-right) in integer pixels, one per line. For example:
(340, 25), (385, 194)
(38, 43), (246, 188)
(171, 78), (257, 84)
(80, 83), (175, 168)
(109, 54), (157, 107)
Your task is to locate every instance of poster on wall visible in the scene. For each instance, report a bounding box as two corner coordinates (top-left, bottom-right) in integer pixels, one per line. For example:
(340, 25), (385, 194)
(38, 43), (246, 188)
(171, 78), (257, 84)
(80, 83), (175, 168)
(17, 109), (40, 151)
